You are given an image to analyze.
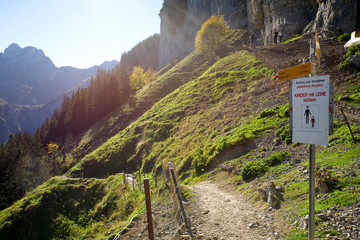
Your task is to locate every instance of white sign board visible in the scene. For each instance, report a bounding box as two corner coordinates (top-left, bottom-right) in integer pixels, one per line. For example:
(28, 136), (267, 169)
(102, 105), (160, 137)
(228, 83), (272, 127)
(292, 75), (330, 145)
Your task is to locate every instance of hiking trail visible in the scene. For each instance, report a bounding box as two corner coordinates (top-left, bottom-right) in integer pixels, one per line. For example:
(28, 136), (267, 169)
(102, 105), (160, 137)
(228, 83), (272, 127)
(187, 181), (290, 240)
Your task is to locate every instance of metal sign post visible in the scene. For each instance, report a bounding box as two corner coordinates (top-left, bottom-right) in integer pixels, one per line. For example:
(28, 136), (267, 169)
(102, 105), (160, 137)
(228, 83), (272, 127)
(309, 144), (315, 240)
(309, 38), (315, 240)
(288, 34), (330, 240)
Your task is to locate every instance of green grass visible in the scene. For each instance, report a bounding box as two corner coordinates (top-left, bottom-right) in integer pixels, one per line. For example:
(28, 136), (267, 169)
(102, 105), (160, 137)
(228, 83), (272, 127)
(338, 43), (360, 72)
(283, 35), (303, 44)
(192, 105), (289, 174)
(335, 85), (360, 105)
(0, 174), (154, 240)
(338, 33), (351, 42)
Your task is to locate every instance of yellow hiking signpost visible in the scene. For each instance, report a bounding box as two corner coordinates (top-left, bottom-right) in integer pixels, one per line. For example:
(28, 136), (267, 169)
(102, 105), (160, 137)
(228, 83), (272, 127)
(276, 62), (312, 81)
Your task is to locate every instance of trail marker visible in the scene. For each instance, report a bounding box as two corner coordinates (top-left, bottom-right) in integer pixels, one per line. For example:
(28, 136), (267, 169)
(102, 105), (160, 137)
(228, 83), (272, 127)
(277, 62), (312, 82)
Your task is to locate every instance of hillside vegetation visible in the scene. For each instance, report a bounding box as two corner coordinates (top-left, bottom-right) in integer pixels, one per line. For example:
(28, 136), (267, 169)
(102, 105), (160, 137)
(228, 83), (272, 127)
(1, 27), (360, 239)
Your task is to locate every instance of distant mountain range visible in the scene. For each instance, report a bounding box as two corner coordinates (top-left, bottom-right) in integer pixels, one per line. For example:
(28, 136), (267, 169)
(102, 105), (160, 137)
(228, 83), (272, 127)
(0, 43), (118, 142)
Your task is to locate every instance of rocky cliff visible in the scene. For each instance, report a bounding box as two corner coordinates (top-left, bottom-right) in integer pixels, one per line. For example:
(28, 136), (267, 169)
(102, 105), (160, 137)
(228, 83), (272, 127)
(159, 0), (359, 68)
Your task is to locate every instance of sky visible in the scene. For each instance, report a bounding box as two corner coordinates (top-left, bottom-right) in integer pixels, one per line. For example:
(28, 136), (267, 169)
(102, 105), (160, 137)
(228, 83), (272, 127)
(0, 0), (163, 69)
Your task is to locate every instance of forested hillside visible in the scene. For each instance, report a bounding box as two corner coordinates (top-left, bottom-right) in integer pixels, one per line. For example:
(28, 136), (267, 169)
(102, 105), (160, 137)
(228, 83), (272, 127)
(0, 34), (159, 211)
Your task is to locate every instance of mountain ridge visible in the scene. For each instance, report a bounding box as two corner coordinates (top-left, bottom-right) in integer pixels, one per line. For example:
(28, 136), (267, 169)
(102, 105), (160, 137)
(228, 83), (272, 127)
(0, 43), (118, 142)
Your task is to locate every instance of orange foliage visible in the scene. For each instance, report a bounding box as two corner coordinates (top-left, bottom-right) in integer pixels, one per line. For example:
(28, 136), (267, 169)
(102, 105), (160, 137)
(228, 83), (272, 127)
(195, 15), (229, 52)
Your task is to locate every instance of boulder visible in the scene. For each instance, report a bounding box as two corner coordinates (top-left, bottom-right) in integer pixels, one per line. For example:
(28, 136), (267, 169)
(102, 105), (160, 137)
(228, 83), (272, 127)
(315, 167), (339, 193)
(349, 54), (360, 69)
(258, 182), (284, 209)
(267, 191), (281, 209)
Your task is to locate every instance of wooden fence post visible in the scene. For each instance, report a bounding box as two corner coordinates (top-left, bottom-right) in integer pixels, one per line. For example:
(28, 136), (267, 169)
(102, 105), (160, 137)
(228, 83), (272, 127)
(340, 107), (357, 144)
(169, 167), (179, 215)
(170, 161), (180, 185)
(169, 168), (191, 234)
(138, 173), (141, 191)
(155, 173), (157, 188)
(144, 178), (154, 240)
(132, 175), (135, 189)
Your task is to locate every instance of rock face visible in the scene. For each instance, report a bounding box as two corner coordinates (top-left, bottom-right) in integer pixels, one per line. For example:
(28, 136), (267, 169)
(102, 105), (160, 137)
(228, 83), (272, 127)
(159, 0), (359, 68)
(310, 0), (359, 34)
(159, 0), (248, 68)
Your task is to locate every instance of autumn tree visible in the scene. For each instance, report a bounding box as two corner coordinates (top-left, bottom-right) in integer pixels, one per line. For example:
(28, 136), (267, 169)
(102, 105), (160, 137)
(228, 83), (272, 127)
(47, 141), (59, 154)
(144, 68), (158, 85)
(194, 15), (229, 53)
(129, 66), (146, 90)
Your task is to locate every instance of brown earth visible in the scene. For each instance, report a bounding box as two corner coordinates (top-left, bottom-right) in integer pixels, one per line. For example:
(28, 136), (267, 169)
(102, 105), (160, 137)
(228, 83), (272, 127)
(187, 181), (290, 240)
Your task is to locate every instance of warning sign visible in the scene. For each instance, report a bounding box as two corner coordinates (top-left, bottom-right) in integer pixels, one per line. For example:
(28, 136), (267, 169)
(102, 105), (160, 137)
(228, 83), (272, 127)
(292, 75), (330, 145)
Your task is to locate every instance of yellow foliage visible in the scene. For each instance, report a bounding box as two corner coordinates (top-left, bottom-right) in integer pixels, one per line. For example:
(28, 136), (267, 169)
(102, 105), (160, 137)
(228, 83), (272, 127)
(47, 142), (59, 154)
(129, 66), (145, 90)
(144, 68), (158, 85)
(195, 15), (229, 53)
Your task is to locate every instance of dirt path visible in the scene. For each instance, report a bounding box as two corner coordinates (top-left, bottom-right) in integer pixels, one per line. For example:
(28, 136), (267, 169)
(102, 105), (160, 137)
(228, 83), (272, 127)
(188, 182), (288, 240)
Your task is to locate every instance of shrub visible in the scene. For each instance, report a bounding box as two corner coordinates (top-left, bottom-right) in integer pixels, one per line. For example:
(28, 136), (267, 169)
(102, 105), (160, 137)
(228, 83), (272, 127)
(241, 160), (268, 180)
(241, 151), (290, 180)
(338, 58), (352, 71)
(338, 43), (360, 72)
(345, 43), (360, 58)
(257, 108), (277, 119)
(338, 33), (351, 42)
(264, 151), (290, 166)
(275, 125), (292, 144)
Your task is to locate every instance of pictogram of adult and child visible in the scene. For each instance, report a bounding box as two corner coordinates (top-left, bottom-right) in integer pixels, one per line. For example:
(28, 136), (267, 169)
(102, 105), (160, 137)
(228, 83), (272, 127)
(304, 106), (316, 128)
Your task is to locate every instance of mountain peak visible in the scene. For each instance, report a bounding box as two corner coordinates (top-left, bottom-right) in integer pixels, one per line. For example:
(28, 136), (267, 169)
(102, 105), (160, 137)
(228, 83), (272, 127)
(3, 43), (22, 58)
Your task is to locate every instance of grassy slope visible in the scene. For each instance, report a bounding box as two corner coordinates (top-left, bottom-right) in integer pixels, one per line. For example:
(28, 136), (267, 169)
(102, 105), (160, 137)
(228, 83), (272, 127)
(1, 29), (360, 239)
(71, 48), (223, 161)
(0, 175), (146, 240)
(65, 50), (278, 178)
